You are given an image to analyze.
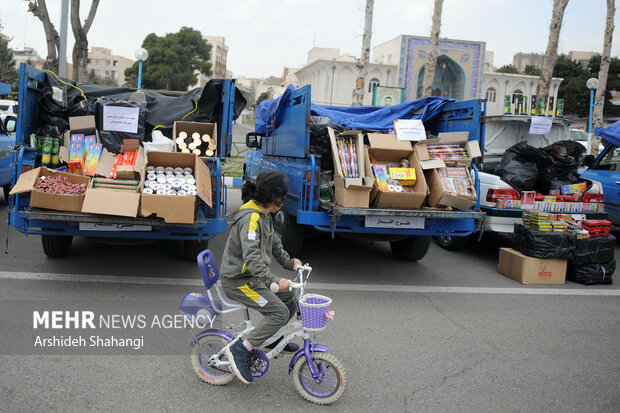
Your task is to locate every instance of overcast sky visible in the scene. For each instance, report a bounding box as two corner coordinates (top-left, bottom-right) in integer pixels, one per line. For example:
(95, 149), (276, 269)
(1, 0), (618, 79)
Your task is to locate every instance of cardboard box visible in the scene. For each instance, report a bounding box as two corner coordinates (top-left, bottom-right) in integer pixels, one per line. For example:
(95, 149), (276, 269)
(365, 133), (428, 209)
(81, 179), (141, 218)
(173, 121), (218, 156)
(94, 146), (145, 180)
(139, 151), (212, 223)
(414, 131), (481, 168)
(498, 247), (567, 285)
(425, 166), (477, 210)
(328, 128), (374, 208)
(60, 116), (100, 162)
(9, 167), (90, 212)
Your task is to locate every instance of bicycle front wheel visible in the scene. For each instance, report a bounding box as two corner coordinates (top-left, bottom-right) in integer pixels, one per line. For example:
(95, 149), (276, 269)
(292, 352), (346, 404)
(190, 333), (234, 385)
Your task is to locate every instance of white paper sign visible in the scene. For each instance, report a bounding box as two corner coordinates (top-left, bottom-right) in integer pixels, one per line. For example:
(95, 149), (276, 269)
(394, 119), (426, 141)
(103, 106), (139, 133)
(529, 116), (553, 135)
(365, 216), (425, 229)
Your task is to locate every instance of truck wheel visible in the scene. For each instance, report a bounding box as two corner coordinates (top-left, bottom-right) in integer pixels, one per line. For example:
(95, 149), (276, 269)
(434, 235), (472, 251)
(273, 208), (305, 258)
(3, 185), (9, 203)
(41, 234), (73, 258)
(183, 240), (208, 262)
(389, 236), (431, 261)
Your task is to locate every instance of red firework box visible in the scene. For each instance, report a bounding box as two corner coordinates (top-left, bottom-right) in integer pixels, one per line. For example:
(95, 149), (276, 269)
(581, 219), (612, 237)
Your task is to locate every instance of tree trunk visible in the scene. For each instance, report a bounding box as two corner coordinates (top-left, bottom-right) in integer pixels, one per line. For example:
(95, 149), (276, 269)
(535, 0), (569, 115)
(421, 0), (444, 98)
(27, 0), (60, 73)
(593, 0), (615, 129)
(70, 0), (99, 82)
(352, 0), (374, 106)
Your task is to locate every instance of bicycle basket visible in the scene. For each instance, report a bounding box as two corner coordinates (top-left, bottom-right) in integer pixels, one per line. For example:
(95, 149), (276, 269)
(299, 294), (332, 331)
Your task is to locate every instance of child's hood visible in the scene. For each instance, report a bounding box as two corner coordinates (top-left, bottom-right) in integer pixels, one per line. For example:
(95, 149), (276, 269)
(227, 200), (266, 227)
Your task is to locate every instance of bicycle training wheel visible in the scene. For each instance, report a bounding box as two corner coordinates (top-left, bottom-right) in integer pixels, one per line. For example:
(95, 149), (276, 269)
(292, 352), (346, 404)
(190, 334), (234, 385)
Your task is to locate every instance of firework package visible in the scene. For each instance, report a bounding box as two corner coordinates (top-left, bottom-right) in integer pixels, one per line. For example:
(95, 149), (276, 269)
(328, 128), (374, 208)
(173, 121), (217, 157)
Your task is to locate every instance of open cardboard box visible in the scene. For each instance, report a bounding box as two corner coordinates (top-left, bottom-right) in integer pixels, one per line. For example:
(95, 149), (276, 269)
(498, 247), (566, 284)
(60, 115), (100, 162)
(81, 177), (141, 218)
(173, 121), (218, 156)
(365, 133), (428, 209)
(414, 131), (481, 168)
(424, 162), (477, 210)
(328, 128), (373, 208)
(94, 144), (145, 180)
(9, 167), (90, 212)
(139, 151), (212, 224)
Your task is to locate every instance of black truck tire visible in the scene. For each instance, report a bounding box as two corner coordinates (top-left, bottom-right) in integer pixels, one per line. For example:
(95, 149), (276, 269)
(3, 184), (10, 203)
(183, 239), (209, 262)
(273, 208), (305, 258)
(434, 234), (472, 251)
(41, 234), (73, 258)
(390, 236), (431, 261)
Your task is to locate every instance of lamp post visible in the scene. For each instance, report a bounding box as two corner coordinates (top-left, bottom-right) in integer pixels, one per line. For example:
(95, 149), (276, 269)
(586, 77), (599, 154)
(135, 48), (149, 89)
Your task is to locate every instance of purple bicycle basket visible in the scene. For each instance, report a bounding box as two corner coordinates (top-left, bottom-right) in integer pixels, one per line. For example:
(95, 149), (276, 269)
(299, 294), (332, 331)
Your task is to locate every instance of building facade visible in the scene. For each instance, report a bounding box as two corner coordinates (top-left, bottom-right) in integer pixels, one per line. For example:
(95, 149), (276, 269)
(191, 36), (229, 90)
(513, 52), (545, 73)
(568, 51), (599, 68)
(87, 47), (133, 86)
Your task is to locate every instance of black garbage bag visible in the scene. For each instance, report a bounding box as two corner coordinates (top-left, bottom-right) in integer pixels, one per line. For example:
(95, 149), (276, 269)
(94, 97), (148, 154)
(513, 224), (576, 260)
(495, 142), (544, 191)
(309, 116), (346, 170)
(540, 140), (585, 184)
(567, 259), (615, 285)
(571, 235), (616, 265)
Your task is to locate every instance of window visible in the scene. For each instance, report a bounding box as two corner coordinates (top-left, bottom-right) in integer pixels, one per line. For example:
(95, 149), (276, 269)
(111, 71), (116, 78)
(485, 87), (497, 103)
(512, 89), (523, 104)
(368, 78), (380, 93)
(105, 60), (110, 66)
(113, 60), (118, 67)
(598, 146), (620, 171)
(105, 70), (110, 76)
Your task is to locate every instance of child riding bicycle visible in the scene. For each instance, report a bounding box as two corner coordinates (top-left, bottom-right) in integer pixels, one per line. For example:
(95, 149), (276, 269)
(220, 171), (302, 384)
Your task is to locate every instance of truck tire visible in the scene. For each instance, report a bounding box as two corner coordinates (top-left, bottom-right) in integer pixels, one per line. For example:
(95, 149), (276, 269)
(434, 234), (472, 251)
(183, 239), (208, 262)
(389, 236), (431, 261)
(273, 208), (305, 258)
(41, 234), (73, 258)
(3, 185), (9, 203)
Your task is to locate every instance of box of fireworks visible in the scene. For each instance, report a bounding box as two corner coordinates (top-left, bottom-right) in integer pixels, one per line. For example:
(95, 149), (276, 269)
(139, 151), (212, 224)
(560, 182), (587, 197)
(60, 116), (100, 163)
(327, 128), (373, 207)
(172, 121), (218, 157)
(571, 234), (616, 265)
(498, 247), (567, 285)
(9, 167), (90, 212)
(414, 131), (481, 168)
(81, 176), (141, 218)
(365, 133), (428, 209)
(425, 165), (477, 210)
(567, 259), (615, 285)
(513, 224), (576, 260)
(94, 144), (145, 180)
(582, 219), (612, 237)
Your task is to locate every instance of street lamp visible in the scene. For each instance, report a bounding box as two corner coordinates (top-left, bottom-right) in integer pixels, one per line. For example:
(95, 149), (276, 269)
(587, 77), (599, 134)
(135, 48), (149, 89)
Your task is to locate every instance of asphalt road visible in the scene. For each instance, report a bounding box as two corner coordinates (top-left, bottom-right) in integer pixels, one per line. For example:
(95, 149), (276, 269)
(1, 187), (619, 411)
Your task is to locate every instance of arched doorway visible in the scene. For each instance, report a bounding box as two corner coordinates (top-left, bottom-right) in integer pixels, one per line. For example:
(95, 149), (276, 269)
(416, 55), (466, 100)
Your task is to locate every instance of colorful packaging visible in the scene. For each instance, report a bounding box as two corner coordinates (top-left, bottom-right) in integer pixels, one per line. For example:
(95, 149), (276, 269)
(388, 167), (417, 185)
(69, 134), (84, 163)
(560, 182), (587, 196)
(83, 143), (103, 176)
(371, 164), (390, 191)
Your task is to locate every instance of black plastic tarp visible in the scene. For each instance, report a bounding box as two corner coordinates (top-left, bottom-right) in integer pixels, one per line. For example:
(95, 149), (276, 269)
(571, 235), (616, 266)
(567, 259), (615, 285)
(512, 224), (576, 260)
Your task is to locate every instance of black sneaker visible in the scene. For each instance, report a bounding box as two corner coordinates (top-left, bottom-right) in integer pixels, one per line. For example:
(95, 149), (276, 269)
(264, 336), (300, 353)
(224, 340), (253, 384)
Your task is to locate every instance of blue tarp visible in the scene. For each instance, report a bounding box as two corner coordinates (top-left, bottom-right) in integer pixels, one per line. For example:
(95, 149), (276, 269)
(601, 120), (620, 147)
(255, 84), (453, 135)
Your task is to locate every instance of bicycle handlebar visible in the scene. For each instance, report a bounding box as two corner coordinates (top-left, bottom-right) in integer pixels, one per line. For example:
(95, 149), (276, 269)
(269, 281), (303, 293)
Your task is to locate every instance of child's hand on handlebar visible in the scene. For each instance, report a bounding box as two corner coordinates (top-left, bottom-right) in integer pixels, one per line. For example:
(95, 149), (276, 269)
(278, 278), (291, 292)
(293, 259), (302, 270)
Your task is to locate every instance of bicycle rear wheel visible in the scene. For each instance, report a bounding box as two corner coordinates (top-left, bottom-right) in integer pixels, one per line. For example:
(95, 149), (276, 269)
(292, 352), (346, 404)
(190, 333), (234, 385)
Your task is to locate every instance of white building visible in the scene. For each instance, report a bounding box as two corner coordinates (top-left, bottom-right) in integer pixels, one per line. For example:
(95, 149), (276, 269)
(87, 47), (133, 86)
(192, 36), (229, 89)
(294, 47), (397, 106)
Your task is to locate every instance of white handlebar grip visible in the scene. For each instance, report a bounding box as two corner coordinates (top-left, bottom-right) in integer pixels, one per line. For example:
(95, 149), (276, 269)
(270, 283), (279, 293)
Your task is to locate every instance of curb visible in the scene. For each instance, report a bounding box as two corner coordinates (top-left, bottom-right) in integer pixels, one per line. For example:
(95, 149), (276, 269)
(224, 177), (243, 188)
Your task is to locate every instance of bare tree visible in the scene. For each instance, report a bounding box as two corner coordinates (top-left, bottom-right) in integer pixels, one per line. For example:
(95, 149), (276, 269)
(352, 0), (374, 106)
(535, 0), (569, 115)
(27, 0), (60, 72)
(71, 0), (100, 83)
(421, 0), (444, 98)
(593, 0), (615, 130)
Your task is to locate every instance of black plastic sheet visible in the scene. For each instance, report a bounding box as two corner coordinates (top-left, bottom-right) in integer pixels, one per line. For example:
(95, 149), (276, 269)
(309, 116), (345, 170)
(94, 97), (148, 154)
(495, 142), (543, 191)
(571, 235), (616, 265)
(540, 140), (585, 185)
(567, 259), (615, 285)
(512, 224), (576, 260)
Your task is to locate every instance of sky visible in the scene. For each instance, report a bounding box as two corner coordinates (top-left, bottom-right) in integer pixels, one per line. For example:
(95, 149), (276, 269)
(1, 0), (618, 79)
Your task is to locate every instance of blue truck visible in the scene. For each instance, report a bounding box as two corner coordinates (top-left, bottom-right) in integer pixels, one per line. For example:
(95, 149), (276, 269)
(244, 85), (486, 261)
(8, 64), (238, 260)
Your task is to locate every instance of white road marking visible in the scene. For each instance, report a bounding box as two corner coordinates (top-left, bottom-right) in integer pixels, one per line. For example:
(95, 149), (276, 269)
(1, 271), (619, 296)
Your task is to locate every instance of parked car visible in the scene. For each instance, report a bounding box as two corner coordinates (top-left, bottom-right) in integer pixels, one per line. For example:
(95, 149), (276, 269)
(0, 114), (17, 201)
(0, 99), (17, 127)
(568, 127), (605, 154)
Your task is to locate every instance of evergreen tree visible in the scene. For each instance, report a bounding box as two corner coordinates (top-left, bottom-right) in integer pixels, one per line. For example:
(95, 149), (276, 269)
(0, 23), (19, 89)
(496, 64), (519, 74)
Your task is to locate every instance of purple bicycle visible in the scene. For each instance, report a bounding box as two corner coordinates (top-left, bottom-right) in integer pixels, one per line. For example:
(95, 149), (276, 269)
(179, 249), (346, 405)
